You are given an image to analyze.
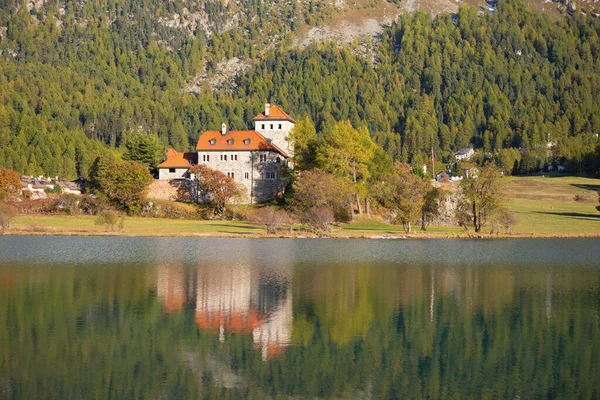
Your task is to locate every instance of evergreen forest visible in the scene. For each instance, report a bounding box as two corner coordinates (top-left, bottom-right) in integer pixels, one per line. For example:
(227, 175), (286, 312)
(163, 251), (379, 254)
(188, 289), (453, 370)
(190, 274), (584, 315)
(1, 0), (599, 178)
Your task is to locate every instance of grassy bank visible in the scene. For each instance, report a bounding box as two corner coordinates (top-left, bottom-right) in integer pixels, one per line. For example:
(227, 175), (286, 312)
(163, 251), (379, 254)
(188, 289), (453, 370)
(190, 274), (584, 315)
(5, 175), (600, 238)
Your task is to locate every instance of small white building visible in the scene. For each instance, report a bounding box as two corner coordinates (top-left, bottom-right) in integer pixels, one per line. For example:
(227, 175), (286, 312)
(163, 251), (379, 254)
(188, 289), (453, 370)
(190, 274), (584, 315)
(455, 148), (475, 162)
(157, 149), (197, 180)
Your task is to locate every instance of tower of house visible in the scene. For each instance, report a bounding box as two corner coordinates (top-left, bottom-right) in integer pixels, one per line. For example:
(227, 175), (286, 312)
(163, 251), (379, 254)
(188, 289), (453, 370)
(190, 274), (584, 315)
(253, 103), (295, 157)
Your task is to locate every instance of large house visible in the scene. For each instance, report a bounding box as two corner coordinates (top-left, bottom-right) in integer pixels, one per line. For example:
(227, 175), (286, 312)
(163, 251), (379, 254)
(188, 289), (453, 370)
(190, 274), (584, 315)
(157, 104), (295, 203)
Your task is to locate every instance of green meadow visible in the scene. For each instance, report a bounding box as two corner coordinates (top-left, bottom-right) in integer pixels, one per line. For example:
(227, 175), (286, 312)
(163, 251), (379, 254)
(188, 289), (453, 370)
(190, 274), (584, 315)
(8, 175), (600, 238)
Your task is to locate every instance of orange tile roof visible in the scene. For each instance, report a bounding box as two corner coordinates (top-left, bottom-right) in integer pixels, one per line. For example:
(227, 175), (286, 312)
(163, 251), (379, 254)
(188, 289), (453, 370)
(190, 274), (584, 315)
(253, 105), (296, 123)
(195, 130), (288, 157)
(195, 310), (262, 333)
(157, 149), (197, 168)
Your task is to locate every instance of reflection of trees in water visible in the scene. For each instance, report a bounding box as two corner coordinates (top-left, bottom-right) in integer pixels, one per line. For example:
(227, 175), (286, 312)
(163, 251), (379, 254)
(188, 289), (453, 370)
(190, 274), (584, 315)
(1, 264), (599, 398)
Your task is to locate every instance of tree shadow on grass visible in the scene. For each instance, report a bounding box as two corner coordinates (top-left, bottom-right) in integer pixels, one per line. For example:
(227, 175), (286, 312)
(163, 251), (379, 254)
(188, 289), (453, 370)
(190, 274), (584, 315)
(534, 211), (600, 220)
(571, 183), (600, 192)
(206, 223), (261, 231)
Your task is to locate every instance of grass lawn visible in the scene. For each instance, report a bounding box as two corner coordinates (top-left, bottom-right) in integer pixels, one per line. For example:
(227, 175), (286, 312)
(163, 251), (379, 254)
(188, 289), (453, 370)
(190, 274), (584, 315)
(5, 175), (600, 238)
(12, 215), (263, 237)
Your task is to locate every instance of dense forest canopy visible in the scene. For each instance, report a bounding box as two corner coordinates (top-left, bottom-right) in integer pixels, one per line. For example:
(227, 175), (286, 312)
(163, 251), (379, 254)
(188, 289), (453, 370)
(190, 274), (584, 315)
(0, 0), (599, 179)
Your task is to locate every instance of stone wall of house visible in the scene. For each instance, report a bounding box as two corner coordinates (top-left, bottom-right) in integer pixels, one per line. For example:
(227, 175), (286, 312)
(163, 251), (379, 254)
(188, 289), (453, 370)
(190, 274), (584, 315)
(158, 168), (190, 180)
(197, 150), (287, 203)
(147, 180), (180, 200)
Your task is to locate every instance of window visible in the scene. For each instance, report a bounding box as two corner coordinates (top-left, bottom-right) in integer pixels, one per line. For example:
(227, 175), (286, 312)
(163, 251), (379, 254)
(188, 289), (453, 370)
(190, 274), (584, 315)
(227, 138), (234, 145)
(169, 168), (175, 173)
(209, 138), (216, 145)
(270, 124), (273, 129)
(278, 124), (282, 129)
(259, 154), (267, 162)
(227, 172), (234, 178)
(244, 138), (250, 145)
(263, 172), (276, 180)
(276, 157), (281, 163)
(203, 154), (210, 162)
(220, 154), (223, 161)
(244, 172), (249, 179)
(261, 124), (265, 129)
(233, 154), (238, 161)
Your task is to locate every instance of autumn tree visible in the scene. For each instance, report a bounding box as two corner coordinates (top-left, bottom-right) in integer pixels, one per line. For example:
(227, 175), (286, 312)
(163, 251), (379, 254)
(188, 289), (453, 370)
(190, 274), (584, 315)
(458, 164), (507, 233)
(291, 169), (354, 223)
(421, 188), (445, 231)
(317, 121), (375, 216)
(123, 132), (165, 169)
(0, 203), (17, 233)
(0, 168), (21, 200)
(248, 206), (289, 234)
(289, 115), (318, 171)
(189, 164), (238, 216)
(372, 163), (430, 233)
(89, 158), (153, 212)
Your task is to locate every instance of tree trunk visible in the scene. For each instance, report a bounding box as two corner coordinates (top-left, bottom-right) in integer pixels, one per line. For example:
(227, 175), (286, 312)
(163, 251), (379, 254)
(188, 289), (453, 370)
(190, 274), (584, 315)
(355, 193), (362, 215)
(365, 197), (371, 216)
(421, 211), (426, 231)
(472, 202), (479, 232)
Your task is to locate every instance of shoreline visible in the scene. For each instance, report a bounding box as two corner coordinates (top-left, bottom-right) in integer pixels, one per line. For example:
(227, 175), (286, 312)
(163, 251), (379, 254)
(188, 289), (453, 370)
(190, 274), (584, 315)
(4, 229), (600, 239)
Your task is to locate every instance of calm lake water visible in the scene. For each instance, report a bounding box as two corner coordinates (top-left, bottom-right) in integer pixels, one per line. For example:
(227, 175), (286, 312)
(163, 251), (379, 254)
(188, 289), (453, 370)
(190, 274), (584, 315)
(1, 237), (599, 399)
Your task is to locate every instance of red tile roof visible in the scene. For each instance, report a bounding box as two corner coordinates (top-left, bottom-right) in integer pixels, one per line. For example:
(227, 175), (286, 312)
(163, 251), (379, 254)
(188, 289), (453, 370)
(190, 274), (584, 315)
(157, 149), (198, 168)
(195, 311), (262, 333)
(253, 105), (296, 123)
(195, 130), (288, 157)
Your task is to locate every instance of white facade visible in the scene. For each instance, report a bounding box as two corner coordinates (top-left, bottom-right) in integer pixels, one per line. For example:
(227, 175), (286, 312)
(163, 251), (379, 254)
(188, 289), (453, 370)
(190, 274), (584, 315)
(158, 167), (190, 180)
(254, 119), (295, 158)
(197, 149), (286, 203)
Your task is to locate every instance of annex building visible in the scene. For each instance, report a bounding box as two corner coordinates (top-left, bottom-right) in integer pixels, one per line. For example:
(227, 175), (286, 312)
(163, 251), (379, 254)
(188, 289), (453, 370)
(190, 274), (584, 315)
(157, 104), (295, 203)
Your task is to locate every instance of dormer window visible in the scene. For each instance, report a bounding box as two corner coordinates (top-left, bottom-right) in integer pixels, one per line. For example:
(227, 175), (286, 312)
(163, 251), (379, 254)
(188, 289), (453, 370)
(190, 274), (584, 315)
(243, 138), (250, 145)
(227, 138), (234, 145)
(209, 138), (216, 145)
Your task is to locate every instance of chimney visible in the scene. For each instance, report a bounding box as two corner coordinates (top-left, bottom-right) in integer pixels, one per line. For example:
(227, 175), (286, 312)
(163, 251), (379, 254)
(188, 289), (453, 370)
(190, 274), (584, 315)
(265, 103), (270, 117)
(221, 123), (227, 136)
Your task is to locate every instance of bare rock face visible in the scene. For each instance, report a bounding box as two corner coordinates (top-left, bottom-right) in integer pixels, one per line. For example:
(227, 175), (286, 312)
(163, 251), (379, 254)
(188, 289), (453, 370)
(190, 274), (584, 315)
(433, 191), (460, 227)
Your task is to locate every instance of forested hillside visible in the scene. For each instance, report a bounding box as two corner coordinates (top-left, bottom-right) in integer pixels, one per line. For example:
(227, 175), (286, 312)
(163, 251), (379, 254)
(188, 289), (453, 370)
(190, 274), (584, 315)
(0, 0), (599, 178)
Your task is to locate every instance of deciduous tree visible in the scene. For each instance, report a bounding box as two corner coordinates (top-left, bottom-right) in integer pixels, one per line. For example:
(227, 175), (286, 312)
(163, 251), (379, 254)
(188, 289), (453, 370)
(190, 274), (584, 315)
(291, 169), (354, 222)
(317, 121), (374, 215)
(0, 168), (21, 200)
(458, 164), (507, 233)
(372, 163), (430, 233)
(189, 164), (238, 216)
(90, 159), (153, 212)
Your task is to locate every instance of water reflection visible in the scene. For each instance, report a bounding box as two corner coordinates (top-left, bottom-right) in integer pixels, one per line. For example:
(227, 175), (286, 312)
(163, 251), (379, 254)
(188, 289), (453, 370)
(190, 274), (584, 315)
(0, 238), (599, 399)
(156, 261), (293, 361)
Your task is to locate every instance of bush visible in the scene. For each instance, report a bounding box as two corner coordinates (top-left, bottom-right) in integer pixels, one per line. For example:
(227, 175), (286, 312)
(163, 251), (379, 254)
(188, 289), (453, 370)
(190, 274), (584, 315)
(304, 206), (334, 232)
(95, 210), (124, 231)
(248, 207), (290, 234)
(48, 194), (79, 214)
(0, 203), (18, 233)
(78, 195), (107, 215)
(0, 168), (21, 200)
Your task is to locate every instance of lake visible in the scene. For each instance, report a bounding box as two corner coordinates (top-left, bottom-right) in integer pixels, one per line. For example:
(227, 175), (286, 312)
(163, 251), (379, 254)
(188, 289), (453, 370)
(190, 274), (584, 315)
(1, 237), (599, 399)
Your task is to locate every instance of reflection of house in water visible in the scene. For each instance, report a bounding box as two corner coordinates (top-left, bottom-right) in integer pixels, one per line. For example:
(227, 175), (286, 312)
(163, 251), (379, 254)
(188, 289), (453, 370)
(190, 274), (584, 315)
(194, 263), (293, 361)
(157, 265), (189, 312)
